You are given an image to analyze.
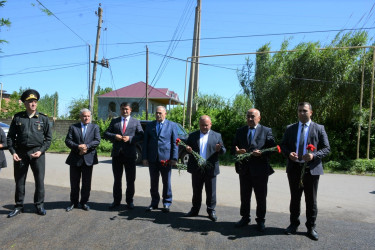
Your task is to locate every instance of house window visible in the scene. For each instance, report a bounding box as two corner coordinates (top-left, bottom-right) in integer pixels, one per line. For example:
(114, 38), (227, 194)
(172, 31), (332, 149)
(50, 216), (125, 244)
(131, 102), (139, 112)
(109, 102), (116, 112)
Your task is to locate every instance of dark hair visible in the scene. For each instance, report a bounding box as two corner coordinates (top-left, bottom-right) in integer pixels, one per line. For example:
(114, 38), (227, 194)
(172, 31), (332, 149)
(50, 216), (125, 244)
(120, 102), (131, 109)
(298, 102), (312, 111)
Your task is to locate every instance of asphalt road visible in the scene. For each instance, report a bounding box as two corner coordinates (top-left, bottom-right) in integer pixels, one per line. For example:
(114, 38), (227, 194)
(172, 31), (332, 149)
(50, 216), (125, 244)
(0, 152), (374, 249)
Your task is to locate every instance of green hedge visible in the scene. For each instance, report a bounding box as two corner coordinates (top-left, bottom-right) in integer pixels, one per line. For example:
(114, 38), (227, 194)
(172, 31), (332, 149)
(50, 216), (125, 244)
(325, 159), (375, 174)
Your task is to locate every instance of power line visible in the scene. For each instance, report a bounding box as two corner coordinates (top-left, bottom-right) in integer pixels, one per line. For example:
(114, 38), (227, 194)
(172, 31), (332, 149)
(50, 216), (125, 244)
(0, 45), (87, 58)
(36, 0), (89, 45)
(149, 51), (240, 71)
(0, 63), (86, 76)
(105, 27), (375, 46)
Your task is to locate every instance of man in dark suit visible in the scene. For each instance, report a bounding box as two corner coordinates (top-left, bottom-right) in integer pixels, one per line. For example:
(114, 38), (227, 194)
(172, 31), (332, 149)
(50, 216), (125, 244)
(104, 102), (144, 210)
(184, 115), (226, 222)
(65, 108), (101, 212)
(280, 102), (330, 241)
(142, 106), (178, 213)
(233, 108), (276, 232)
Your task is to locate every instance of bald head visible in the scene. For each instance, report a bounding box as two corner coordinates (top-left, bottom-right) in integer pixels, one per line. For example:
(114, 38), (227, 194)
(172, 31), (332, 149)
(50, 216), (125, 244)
(247, 108), (261, 128)
(199, 115), (212, 134)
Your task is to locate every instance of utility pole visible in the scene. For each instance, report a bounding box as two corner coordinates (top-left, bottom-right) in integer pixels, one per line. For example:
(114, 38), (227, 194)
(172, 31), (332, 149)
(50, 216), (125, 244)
(146, 45), (149, 120)
(89, 5), (103, 115)
(88, 44), (91, 111)
(186, 0), (201, 129)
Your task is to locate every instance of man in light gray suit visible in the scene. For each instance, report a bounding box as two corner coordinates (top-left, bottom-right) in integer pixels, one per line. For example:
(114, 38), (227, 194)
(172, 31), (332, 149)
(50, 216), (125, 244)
(65, 108), (101, 212)
(280, 102), (330, 241)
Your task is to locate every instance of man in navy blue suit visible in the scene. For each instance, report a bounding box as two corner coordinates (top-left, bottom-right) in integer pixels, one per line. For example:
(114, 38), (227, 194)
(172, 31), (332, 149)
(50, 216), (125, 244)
(142, 106), (178, 213)
(281, 102), (330, 241)
(65, 108), (101, 212)
(184, 115), (226, 222)
(233, 108), (276, 232)
(104, 102), (144, 210)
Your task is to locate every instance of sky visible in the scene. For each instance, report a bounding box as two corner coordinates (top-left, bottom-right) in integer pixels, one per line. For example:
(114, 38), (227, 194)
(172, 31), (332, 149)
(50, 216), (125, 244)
(1, 0), (375, 116)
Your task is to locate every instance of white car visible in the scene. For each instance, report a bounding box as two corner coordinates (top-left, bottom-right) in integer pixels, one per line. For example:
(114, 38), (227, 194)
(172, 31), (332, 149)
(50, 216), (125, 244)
(0, 122), (9, 137)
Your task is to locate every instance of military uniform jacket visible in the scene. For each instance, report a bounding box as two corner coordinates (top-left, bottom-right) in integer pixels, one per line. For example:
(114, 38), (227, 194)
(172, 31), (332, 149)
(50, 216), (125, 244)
(7, 111), (52, 155)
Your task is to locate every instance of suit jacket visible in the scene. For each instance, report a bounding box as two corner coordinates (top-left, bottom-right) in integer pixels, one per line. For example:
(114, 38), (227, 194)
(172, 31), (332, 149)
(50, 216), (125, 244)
(233, 125), (275, 176)
(104, 116), (144, 158)
(280, 121), (330, 175)
(0, 127), (7, 168)
(186, 130), (226, 177)
(65, 123), (101, 167)
(142, 119), (178, 163)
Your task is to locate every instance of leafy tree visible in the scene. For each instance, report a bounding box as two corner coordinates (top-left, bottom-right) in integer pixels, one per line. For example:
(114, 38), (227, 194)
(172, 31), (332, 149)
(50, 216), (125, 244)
(0, 0), (11, 52)
(67, 86), (112, 120)
(237, 31), (374, 159)
(38, 92), (58, 117)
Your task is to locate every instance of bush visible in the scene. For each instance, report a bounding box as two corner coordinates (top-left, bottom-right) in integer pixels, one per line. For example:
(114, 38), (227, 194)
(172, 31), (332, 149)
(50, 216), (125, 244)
(324, 161), (342, 171)
(49, 132), (69, 153)
(97, 139), (112, 153)
(325, 159), (375, 174)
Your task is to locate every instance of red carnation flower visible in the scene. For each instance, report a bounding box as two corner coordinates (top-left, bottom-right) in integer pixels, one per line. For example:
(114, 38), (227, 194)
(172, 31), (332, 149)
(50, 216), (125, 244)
(306, 144), (316, 152)
(176, 138), (181, 145)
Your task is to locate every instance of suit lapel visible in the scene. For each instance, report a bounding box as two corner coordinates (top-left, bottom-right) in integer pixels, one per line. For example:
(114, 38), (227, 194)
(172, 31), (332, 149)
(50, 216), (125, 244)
(206, 130), (214, 157)
(252, 125), (261, 145)
(306, 121), (315, 144)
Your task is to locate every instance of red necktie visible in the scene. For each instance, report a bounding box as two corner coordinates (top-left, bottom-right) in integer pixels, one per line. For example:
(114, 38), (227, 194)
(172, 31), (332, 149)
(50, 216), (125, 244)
(122, 118), (127, 134)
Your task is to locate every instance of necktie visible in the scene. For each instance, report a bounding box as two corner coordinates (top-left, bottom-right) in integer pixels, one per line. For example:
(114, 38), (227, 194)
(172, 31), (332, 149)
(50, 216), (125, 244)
(122, 118), (127, 134)
(83, 125), (87, 138)
(298, 124), (305, 160)
(158, 122), (163, 135)
(248, 128), (254, 145)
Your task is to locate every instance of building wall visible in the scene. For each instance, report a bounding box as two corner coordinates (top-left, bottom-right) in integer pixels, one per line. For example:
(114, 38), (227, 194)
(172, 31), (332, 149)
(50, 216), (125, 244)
(97, 97), (163, 120)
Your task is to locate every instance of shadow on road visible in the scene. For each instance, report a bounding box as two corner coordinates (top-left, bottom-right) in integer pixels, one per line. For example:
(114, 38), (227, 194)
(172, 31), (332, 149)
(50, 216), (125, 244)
(114, 207), (286, 240)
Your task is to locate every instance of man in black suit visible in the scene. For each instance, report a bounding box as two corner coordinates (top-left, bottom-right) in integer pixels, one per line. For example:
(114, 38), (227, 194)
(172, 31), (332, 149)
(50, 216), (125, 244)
(104, 102), (144, 210)
(280, 102), (330, 241)
(233, 108), (276, 232)
(184, 115), (226, 222)
(142, 106), (178, 213)
(65, 108), (101, 212)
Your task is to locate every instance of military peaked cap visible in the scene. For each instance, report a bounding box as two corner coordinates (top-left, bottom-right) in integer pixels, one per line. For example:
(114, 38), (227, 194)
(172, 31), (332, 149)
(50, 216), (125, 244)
(21, 89), (40, 102)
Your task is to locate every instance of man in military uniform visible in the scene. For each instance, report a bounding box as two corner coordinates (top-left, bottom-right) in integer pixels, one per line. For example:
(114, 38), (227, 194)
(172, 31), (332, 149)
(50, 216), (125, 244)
(7, 89), (52, 217)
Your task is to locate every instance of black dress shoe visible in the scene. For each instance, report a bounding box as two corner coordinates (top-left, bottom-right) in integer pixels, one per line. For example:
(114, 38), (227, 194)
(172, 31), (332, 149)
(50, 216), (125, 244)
(184, 210), (199, 217)
(208, 211), (217, 222)
(108, 202), (121, 210)
(285, 224), (299, 235)
(82, 204), (90, 211)
(8, 207), (24, 218)
(257, 222), (265, 232)
(127, 203), (135, 209)
(307, 228), (319, 241)
(66, 204), (77, 212)
(37, 207), (46, 216)
(235, 217), (250, 227)
(162, 204), (170, 213)
(145, 205), (158, 212)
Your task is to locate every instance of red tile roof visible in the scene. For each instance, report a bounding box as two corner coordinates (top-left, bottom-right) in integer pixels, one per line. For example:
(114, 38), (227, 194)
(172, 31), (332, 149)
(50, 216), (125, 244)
(99, 81), (180, 101)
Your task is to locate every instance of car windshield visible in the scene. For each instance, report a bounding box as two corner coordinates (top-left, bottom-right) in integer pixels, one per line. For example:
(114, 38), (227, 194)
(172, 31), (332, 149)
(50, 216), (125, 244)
(176, 123), (188, 136)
